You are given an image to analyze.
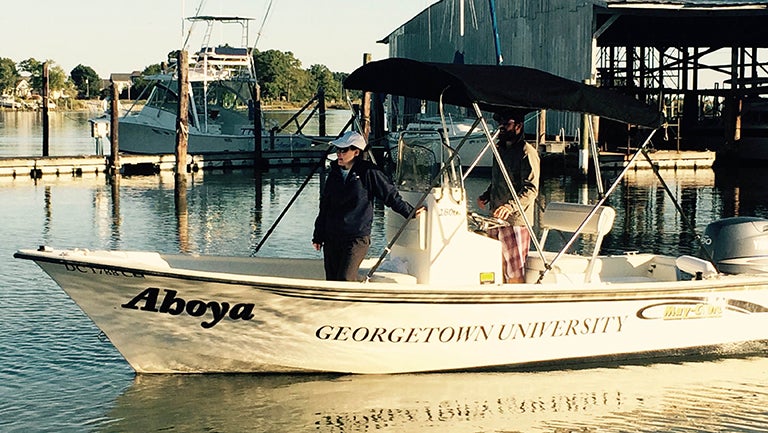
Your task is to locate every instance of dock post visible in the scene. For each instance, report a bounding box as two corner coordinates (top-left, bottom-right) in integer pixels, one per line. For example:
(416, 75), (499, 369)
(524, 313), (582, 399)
(372, 92), (386, 163)
(580, 111), (590, 176)
(318, 87), (326, 137)
(175, 50), (189, 177)
(579, 79), (591, 176)
(537, 109), (546, 149)
(42, 62), (49, 157)
(361, 54), (372, 144)
(109, 80), (120, 175)
(253, 84), (265, 168)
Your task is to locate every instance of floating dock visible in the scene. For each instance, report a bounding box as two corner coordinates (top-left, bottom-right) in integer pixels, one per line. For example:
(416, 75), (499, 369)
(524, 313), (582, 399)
(599, 150), (716, 170)
(539, 144), (716, 173)
(0, 149), (328, 179)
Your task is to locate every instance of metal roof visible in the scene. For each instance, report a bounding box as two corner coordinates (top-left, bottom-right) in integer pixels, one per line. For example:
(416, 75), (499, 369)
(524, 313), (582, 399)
(605, 0), (768, 6)
(596, 1), (768, 47)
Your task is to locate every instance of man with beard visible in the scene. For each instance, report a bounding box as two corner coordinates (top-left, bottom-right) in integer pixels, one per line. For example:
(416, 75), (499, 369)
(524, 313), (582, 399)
(477, 110), (540, 283)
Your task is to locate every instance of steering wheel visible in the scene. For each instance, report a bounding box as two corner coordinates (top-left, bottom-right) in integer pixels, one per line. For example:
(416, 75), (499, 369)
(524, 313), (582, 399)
(468, 212), (509, 233)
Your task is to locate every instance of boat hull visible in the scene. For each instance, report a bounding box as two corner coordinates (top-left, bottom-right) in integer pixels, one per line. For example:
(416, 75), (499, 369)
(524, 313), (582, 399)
(15, 248), (768, 374)
(118, 117), (317, 155)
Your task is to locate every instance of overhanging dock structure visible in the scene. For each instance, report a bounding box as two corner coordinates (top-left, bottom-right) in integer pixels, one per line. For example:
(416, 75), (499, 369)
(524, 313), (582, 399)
(379, 0), (768, 166)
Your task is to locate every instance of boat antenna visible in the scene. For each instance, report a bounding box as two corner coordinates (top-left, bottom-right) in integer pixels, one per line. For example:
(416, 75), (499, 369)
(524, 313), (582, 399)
(253, 0), (275, 49)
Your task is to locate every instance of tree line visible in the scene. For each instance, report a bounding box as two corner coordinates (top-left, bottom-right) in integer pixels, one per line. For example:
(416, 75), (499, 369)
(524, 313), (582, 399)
(0, 49), (352, 107)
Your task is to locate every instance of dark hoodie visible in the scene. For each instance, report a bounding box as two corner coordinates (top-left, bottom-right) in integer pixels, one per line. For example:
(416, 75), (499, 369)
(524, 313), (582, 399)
(313, 159), (414, 244)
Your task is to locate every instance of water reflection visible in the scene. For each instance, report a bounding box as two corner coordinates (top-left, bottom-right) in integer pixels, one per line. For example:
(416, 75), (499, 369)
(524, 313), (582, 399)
(175, 173), (190, 253)
(15, 166), (768, 260)
(102, 356), (768, 433)
(6, 164), (768, 432)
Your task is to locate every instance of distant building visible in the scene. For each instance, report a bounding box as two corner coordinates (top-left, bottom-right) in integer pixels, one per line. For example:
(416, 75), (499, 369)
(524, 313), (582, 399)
(109, 71), (142, 98)
(14, 76), (31, 98)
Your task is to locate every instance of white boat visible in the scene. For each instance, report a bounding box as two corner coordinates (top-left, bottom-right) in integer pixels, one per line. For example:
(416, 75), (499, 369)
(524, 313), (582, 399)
(387, 114), (494, 169)
(112, 15), (320, 155)
(15, 59), (768, 374)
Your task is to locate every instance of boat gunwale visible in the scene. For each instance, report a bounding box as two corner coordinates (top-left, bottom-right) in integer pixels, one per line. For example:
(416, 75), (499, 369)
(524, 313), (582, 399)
(15, 249), (768, 305)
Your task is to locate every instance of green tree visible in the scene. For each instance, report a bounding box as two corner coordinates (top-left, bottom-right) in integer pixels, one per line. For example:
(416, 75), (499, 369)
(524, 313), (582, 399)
(253, 49), (308, 103)
(292, 68), (313, 103)
(333, 71), (356, 102)
(308, 64), (339, 102)
(0, 57), (20, 94)
(18, 58), (68, 94)
(70, 64), (101, 99)
(132, 63), (163, 99)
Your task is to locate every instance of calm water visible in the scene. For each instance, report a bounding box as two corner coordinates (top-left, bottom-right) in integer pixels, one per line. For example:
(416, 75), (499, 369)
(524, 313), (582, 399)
(1, 111), (768, 432)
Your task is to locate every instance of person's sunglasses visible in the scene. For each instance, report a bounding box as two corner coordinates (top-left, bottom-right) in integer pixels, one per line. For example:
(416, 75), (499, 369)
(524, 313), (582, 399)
(335, 146), (352, 153)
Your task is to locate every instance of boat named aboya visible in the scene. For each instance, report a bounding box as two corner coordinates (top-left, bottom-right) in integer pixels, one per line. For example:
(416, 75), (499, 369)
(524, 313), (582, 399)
(15, 59), (768, 374)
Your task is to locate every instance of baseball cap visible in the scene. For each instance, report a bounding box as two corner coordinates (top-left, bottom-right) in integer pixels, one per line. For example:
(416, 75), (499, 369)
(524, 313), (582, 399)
(330, 131), (367, 150)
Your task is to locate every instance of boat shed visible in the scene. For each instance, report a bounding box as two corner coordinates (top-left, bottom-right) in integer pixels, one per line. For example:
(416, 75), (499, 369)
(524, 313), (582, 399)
(378, 0), (768, 160)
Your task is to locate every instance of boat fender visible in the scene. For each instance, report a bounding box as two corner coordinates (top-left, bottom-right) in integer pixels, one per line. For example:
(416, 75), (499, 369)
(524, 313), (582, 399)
(675, 255), (717, 280)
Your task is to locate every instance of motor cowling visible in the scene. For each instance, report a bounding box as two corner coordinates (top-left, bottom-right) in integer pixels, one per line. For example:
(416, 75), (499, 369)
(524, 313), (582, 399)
(699, 216), (768, 274)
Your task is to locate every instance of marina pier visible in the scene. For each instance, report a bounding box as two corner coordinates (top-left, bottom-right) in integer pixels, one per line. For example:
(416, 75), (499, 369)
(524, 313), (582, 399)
(0, 149), (327, 179)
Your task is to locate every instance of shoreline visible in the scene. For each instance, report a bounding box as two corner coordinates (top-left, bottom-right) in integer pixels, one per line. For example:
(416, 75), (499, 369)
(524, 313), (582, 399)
(0, 100), (349, 113)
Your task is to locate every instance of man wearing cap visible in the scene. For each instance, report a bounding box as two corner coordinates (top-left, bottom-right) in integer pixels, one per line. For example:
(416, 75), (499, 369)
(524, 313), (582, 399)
(312, 131), (423, 281)
(477, 110), (540, 283)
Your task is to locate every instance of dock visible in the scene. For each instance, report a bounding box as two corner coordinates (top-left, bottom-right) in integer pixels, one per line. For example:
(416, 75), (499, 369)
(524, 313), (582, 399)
(599, 150), (716, 170)
(0, 149), (328, 179)
(539, 143), (716, 173)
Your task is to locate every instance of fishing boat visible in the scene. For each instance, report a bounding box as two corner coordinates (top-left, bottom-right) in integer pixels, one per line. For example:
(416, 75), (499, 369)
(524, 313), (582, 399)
(15, 58), (768, 374)
(387, 114), (494, 169)
(110, 15), (320, 155)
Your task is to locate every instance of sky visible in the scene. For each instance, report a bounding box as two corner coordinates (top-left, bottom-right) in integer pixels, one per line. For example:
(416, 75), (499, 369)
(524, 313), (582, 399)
(1, 0), (438, 78)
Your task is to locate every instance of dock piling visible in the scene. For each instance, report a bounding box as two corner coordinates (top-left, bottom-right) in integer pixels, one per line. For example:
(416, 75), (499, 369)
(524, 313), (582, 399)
(175, 50), (189, 177)
(42, 63), (50, 157)
(109, 81), (120, 175)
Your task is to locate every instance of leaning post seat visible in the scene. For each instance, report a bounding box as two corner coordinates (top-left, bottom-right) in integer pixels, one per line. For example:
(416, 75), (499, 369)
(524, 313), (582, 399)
(525, 202), (616, 284)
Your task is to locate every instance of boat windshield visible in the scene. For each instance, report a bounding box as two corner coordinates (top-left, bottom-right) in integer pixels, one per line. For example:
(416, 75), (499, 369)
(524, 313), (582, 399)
(199, 81), (252, 116)
(395, 130), (463, 192)
(145, 81), (179, 114)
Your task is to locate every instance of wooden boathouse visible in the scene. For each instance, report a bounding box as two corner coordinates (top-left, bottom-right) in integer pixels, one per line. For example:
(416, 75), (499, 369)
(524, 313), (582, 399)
(378, 0), (768, 166)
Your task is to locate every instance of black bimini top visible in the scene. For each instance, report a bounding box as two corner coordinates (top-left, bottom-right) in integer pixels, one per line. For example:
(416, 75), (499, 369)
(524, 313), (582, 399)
(344, 58), (662, 127)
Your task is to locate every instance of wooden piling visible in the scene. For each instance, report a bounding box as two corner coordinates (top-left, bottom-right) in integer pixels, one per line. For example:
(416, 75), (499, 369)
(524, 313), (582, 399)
(42, 63), (49, 157)
(252, 84), (265, 168)
(318, 87), (326, 137)
(581, 111), (590, 176)
(109, 80), (120, 174)
(361, 53), (372, 143)
(537, 109), (546, 148)
(175, 50), (189, 176)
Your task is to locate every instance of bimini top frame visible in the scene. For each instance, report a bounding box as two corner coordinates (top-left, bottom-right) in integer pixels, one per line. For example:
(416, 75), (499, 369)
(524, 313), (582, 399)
(343, 58), (664, 282)
(344, 58), (663, 128)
